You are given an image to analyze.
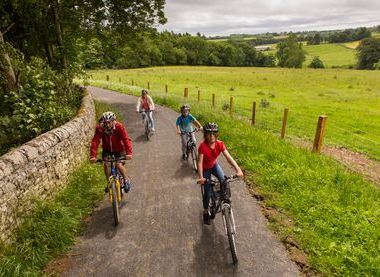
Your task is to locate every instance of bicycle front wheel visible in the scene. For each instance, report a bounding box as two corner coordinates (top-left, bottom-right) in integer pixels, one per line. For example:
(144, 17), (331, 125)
(111, 181), (120, 226)
(190, 146), (198, 172)
(145, 120), (150, 141)
(223, 205), (238, 264)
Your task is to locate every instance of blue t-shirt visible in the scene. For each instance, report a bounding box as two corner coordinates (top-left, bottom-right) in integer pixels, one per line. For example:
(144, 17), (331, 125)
(176, 114), (196, 132)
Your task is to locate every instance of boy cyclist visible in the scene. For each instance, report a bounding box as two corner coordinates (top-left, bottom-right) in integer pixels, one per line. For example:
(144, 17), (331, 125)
(136, 89), (155, 132)
(90, 111), (132, 193)
(197, 122), (243, 224)
(176, 104), (202, 160)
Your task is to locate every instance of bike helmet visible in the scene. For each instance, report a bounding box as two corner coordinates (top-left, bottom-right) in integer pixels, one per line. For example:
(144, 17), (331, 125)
(203, 122), (219, 133)
(101, 111), (116, 122)
(180, 104), (190, 112)
(141, 89), (149, 96)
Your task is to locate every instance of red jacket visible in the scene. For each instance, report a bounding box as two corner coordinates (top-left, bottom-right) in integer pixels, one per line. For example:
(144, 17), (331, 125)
(90, 122), (132, 158)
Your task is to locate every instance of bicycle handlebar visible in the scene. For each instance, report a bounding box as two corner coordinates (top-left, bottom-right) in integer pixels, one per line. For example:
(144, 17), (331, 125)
(207, 175), (239, 185)
(95, 157), (127, 164)
(180, 128), (200, 135)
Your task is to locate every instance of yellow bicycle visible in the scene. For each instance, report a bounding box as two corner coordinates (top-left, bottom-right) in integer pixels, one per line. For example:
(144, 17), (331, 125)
(97, 156), (126, 226)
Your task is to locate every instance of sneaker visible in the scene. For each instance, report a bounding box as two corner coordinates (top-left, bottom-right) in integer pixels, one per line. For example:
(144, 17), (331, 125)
(123, 180), (131, 193)
(203, 212), (211, 225)
(182, 154), (187, 160)
(210, 211), (216, 220)
(151, 128), (155, 132)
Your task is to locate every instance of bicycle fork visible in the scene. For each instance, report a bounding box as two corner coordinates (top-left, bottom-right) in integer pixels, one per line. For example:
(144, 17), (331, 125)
(222, 203), (237, 235)
(108, 178), (122, 203)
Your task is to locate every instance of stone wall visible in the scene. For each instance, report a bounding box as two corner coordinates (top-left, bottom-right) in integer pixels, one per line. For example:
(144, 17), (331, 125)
(0, 91), (96, 242)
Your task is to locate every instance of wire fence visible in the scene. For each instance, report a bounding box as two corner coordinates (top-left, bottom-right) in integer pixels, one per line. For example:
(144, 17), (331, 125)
(88, 77), (380, 159)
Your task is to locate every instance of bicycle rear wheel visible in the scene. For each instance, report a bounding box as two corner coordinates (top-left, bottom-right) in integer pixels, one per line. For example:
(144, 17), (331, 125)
(223, 205), (238, 264)
(111, 181), (120, 226)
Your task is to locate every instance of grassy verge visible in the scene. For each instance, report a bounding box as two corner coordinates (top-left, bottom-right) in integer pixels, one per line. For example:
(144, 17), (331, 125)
(0, 162), (104, 276)
(89, 81), (380, 276)
(0, 101), (119, 277)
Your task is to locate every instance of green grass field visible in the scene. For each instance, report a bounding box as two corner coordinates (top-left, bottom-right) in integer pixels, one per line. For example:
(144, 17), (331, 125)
(265, 43), (357, 68)
(83, 79), (380, 275)
(303, 43), (356, 67)
(89, 66), (380, 160)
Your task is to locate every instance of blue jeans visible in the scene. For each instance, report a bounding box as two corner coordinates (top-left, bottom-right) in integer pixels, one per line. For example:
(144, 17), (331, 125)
(202, 163), (225, 209)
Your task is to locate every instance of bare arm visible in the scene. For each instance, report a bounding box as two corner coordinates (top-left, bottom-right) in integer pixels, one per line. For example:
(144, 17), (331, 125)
(193, 119), (203, 129)
(197, 153), (205, 183)
(176, 125), (181, 135)
(222, 149), (243, 177)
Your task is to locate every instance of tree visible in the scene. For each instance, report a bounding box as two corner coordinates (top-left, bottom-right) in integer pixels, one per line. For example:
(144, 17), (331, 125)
(1, 0), (166, 70)
(357, 37), (380, 69)
(276, 34), (305, 68)
(309, 56), (324, 68)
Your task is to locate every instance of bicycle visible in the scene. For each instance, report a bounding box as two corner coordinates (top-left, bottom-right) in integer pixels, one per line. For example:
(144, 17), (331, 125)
(96, 156), (126, 226)
(181, 129), (199, 172)
(139, 110), (153, 140)
(202, 175), (239, 263)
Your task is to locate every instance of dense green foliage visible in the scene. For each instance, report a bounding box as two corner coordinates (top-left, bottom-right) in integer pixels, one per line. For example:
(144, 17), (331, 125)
(356, 37), (380, 69)
(88, 67), (380, 160)
(78, 31), (276, 69)
(90, 82), (380, 276)
(0, 43), (84, 155)
(276, 35), (306, 68)
(308, 56), (325, 68)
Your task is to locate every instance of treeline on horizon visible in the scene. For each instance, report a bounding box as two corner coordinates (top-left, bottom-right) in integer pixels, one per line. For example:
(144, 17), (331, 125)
(79, 25), (380, 70)
(208, 25), (379, 45)
(79, 31), (276, 69)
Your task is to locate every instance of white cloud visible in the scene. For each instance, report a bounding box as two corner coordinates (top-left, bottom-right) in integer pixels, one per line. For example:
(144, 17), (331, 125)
(158, 0), (380, 35)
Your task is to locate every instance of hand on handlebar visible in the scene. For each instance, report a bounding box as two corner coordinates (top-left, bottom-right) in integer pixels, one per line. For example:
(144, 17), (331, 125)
(90, 157), (97, 163)
(197, 178), (206, 185)
(235, 170), (244, 178)
(126, 154), (132, 160)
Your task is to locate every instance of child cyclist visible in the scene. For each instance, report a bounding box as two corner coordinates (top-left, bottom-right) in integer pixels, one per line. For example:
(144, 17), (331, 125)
(90, 111), (132, 193)
(197, 122), (243, 225)
(176, 104), (202, 160)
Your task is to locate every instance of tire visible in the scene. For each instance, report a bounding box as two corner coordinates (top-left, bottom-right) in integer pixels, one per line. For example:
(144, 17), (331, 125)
(223, 206), (238, 264)
(190, 146), (198, 172)
(111, 181), (120, 226)
(145, 120), (150, 141)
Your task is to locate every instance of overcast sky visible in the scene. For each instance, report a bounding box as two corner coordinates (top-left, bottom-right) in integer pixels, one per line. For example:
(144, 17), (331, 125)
(158, 0), (380, 36)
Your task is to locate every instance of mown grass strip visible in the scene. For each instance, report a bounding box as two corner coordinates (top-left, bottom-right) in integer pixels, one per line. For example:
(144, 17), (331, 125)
(89, 81), (380, 276)
(0, 101), (117, 277)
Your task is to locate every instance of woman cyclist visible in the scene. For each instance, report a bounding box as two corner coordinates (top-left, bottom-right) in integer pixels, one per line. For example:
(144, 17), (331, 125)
(136, 89), (155, 132)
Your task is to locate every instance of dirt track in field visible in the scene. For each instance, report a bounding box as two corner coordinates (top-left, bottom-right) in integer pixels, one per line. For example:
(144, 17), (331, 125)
(55, 86), (299, 276)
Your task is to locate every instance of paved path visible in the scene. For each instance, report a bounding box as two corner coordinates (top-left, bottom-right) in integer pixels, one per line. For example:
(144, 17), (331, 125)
(61, 86), (299, 276)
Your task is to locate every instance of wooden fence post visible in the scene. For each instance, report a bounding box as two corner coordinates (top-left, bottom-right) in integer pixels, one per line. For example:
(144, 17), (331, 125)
(165, 84), (168, 93)
(147, 81), (150, 89)
(313, 115), (328, 153)
(184, 87), (188, 97)
(106, 75), (109, 81)
(229, 97), (233, 114)
(197, 90), (200, 101)
(281, 108), (289, 139)
(251, 101), (256, 125)
(212, 93), (215, 107)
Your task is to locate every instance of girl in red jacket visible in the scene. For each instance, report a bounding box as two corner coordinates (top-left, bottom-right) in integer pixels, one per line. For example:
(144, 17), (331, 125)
(90, 111), (132, 193)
